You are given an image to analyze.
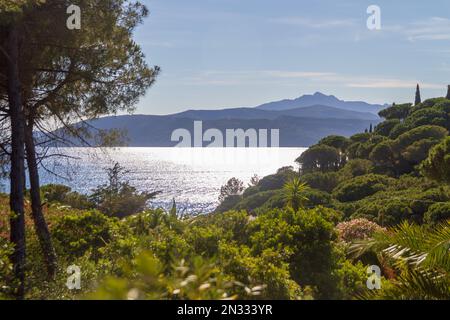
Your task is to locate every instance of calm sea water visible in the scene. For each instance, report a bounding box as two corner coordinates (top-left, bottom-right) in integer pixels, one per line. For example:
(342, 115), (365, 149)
(2, 148), (306, 213)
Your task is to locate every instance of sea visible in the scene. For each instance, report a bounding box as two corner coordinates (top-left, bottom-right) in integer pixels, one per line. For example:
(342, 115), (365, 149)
(1, 147), (307, 214)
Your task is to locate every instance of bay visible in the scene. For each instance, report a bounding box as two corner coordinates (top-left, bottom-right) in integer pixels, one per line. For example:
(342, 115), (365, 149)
(2, 147), (307, 214)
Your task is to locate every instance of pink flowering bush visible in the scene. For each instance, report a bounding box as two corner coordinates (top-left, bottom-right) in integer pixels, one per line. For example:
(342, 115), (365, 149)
(336, 218), (385, 243)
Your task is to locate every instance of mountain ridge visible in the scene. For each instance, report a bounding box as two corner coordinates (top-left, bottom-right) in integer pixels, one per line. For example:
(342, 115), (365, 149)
(170, 104), (379, 121)
(70, 92), (385, 147)
(256, 92), (388, 114)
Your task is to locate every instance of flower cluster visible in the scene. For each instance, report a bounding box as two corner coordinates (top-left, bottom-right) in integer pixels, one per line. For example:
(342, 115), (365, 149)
(336, 218), (385, 242)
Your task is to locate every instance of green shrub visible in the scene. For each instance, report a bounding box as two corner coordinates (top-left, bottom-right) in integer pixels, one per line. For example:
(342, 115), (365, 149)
(89, 163), (160, 218)
(353, 199), (414, 226)
(236, 190), (280, 212)
(424, 202), (450, 225)
(52, 210), (121, 260)
(302, 171), (341, 193)
(333, 174), (395, 202)
(421, 137), (450, 184)
(248, 207), (343, 299)
(375, 119), (401, 136)
(41, 184), (93, 210)
(340, 159), (374, 179)
(214, 195), (242, 213)
(258, 171), (294, 191)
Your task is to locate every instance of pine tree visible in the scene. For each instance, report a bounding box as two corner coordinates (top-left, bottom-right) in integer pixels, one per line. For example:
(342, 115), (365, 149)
(415, 84), (422, 105)
(0, 0), (159, 296)
(446, 85), (450, 100)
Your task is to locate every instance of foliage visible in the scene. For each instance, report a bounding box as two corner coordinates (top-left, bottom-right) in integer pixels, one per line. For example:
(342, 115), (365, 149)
(333, 174), (395, 203)
(340, 159), (374, 179)
(52, 210), (122, 260)
(424, 202), (450, 225)
(421, 137), (450, 183)
(90, 252), (250, 300)
(282, 177), (309, 211)
(296, 145), (341, 173)
(379, 103), (411, 120)
(41, 184), (93, 210)
(352, 222), (450, 299)
(374, 119), (400, 137)
(258, 169), (295, 192)
(89, 163), (160, 218)
(302, 171), (341, 193)
(248, 207), (346, 299)
(218, 178), (244, 202)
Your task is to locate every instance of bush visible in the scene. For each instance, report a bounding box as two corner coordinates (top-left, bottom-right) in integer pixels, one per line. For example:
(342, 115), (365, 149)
(258, 171), (295, 191)
(336, 219), (385, 242)
(89, 163), (160, 218)
(248, 207), (343, 299)
(52, 210), (121, 260)
(214, 195), (242, 213)
(353, 199), (414, 226)
(242, 185), (260, 198)
(340, 159), (374, 179)
(375, 119), (401, 136)
(421, 137), (450, 184)
(185, 225), (223, 257)
(333, 174), (395, 202)
(424, 202), (450, 225)
(41, 184), (93, 210)
(236, 190), (280, 212)
(41, 184), (72, 203)
(302, 171), (341, 193)
(218, 243), (304, 300)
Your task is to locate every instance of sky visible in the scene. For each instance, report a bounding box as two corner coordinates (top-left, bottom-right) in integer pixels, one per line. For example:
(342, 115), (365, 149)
(133, 0), (450, 115)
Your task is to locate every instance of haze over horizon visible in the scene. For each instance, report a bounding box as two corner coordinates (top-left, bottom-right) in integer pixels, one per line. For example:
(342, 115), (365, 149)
(133, 0), (450, 115)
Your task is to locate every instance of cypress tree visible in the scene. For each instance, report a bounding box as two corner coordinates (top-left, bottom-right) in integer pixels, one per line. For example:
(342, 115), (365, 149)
(415, 84), (422, 105)
(446, 85), (450, 100)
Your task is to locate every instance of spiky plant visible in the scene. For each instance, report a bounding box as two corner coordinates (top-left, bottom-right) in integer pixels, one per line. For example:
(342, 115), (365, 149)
(351, 221), (450, 299)
(283, 177), (309, 212)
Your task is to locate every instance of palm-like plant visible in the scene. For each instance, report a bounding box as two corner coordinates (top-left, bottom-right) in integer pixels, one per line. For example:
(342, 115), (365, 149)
(351, 221), (450, 300)
(283, 177), (309, 212)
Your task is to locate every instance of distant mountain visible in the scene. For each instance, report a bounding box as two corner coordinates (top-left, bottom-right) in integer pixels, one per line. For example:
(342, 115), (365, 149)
(172, 104), (379, 121)
(67, 92), (385, 147)
(86, 114), (380, 147)
(256, 92), (388, 114)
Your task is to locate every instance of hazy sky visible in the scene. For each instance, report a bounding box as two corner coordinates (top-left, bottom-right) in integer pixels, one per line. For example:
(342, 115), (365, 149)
(133, 0), (450, 115)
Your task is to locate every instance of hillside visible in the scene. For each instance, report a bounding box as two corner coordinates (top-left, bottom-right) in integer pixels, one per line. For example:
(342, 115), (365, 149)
(217, 96), (450, 227)
(172, 104), (379, 121)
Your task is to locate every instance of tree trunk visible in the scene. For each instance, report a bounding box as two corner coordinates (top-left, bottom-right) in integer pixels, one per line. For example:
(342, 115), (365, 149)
(25, 120), (57, 280)
(6, 24), (26, 299)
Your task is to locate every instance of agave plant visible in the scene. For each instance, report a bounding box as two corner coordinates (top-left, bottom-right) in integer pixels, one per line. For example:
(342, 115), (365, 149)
(283, 177), (309, 212)
(351, 221), (450, 300)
